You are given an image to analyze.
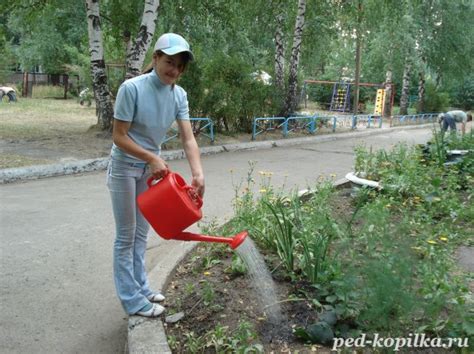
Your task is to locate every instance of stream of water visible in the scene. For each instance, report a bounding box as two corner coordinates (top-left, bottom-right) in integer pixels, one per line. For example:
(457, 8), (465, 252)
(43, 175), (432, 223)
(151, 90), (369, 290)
(236, 236), (285, 326)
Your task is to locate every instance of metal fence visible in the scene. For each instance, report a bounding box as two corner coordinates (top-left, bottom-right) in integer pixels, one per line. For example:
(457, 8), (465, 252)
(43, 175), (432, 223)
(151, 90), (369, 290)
(163, 118), (215, 144)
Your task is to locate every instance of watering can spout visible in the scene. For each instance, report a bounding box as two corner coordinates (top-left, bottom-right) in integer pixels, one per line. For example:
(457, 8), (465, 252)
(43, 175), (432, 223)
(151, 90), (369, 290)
(172, 231), (248, 249)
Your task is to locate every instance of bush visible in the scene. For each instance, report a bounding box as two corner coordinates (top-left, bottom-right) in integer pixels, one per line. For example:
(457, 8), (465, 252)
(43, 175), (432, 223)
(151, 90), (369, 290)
(451, 74), (474, 110)
(180, 53), (280, 133)
(423, 80), (450, 112)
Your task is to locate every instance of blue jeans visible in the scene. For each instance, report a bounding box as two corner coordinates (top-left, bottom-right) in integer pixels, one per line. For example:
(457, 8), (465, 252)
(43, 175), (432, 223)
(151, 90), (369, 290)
(106, 158), (154, 314)
(441, 114), (456, 132)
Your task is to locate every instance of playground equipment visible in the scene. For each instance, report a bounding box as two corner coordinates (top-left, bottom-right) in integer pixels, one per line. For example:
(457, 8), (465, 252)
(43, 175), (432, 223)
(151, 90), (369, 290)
(302, 80), (395, 116)
(330, 82), (351, 112)
(374, 89), (385, 115)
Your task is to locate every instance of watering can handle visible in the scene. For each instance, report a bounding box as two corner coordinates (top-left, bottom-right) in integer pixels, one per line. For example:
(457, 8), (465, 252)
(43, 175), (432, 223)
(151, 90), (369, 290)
(184, 185), (203, 209)
(146, 170), (170, 187)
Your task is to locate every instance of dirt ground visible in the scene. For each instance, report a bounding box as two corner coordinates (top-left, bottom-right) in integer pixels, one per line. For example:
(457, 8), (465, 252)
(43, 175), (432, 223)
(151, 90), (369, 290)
(163, 189), (356, 353)
(0, 98), (344, 169)
(164, 241), (324, 352)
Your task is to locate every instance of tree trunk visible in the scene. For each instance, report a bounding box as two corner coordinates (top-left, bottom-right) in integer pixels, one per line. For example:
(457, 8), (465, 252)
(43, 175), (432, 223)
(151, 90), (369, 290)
(417, 72), (425, 113)
(399, 59), (411, 115)
(126, 0), (160, 78)
(274, 1), (285, 91)
(383, 69), (392, 117)
(352, 0), (363, 115)
(282, 0), (306, 116)
(85, 0), (114, 131)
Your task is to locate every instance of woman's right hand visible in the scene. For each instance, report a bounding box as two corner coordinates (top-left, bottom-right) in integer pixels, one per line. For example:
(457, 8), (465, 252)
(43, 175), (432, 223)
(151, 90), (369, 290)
(149, 156), (169, 179)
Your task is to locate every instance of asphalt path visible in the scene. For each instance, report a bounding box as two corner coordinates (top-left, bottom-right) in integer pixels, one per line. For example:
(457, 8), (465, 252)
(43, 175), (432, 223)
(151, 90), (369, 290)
(0, 127), (432, 353)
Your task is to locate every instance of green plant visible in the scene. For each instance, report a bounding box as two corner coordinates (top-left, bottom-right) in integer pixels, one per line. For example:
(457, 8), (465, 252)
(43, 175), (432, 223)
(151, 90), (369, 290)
(263, 199), (297, 273)
(201, 280), (216, 306)
(227, 254), (247, 276)
(201, 254), (221, 270)
(424, 80), (450, 112)
(183, 331), (206, 353)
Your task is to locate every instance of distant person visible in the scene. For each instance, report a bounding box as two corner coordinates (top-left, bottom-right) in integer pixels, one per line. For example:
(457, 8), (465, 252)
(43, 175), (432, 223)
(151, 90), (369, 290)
(0, 86), (17, 102)
(106, 33), (205, 318)
(438, 110), (472, 135)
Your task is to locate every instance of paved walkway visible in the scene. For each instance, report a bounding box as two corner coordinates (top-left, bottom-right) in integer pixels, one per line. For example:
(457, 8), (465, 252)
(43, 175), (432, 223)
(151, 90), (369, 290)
(0, 125), (434, 353)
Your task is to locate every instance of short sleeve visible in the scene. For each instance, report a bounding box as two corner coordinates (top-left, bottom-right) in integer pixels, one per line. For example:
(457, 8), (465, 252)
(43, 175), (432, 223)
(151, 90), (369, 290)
(114, 82), (137, 122)
(176, 90), (190, 120)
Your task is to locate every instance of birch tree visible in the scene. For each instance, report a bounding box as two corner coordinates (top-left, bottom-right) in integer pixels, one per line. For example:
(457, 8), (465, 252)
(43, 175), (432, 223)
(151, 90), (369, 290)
(85, 0), (160, 130)
(283, 0), (306, 116)
(85, 0), (114, 130)
(417, 72), (425, 113)
(383, 70), (392, 117)
(125, 0), (160, 78)
(399, 59), (411, 115)
(274, 1), (285, 91)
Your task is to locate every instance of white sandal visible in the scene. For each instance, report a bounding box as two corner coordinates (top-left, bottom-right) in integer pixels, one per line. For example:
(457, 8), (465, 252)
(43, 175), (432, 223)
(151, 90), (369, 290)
(147, 293), (165, 302)
(135, 303), (165, 318)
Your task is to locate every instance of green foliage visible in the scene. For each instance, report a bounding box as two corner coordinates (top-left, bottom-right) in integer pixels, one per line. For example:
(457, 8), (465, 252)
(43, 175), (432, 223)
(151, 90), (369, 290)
(172, 321), (263, 353)
(7, 0), (88, 73)
(423, 80), (450, 113)
(227, 138), (474, 341)
(294, 321), (334, 345)
(181, 52), (279, 132)
(201, 281), (216, 306)
(450, 74), (474, 110)
(227, 254), (247, 276)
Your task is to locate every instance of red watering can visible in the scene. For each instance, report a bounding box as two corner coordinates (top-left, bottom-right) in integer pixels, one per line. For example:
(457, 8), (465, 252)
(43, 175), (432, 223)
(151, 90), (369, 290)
(137, 171), (248, 249)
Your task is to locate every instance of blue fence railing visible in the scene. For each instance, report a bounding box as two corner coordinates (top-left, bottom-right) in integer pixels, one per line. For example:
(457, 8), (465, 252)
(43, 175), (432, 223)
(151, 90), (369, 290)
(391, 113), (439, 126)
(252, 114), (384, 139)
(164, 117), (215, 144)
(162, 113), (441, 145)
(252, 117), (287, 140)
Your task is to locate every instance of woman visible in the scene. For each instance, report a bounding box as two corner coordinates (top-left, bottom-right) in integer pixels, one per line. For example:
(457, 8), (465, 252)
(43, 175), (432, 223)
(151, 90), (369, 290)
(107, 33), (205, 317)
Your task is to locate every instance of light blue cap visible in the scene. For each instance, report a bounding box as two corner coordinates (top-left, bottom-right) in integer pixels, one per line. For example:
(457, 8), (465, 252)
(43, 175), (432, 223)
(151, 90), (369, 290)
(154, 33), (194, 61)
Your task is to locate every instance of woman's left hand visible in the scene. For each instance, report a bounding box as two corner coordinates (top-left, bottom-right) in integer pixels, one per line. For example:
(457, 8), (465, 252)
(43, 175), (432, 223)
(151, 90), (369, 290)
(192, 174), (205, 198)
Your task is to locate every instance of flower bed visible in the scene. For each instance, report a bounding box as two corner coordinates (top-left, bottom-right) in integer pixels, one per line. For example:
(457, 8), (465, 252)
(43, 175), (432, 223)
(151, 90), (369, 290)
(164, 132), (474, 352)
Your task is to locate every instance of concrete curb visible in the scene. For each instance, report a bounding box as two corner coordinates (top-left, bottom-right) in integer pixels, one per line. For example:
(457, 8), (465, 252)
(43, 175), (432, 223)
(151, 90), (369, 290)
(0, 123), (433, 184)
(127, 241), (197, 354)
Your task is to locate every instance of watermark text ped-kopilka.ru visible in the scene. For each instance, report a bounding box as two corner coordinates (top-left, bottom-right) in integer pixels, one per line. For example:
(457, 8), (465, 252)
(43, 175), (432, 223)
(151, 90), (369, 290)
(332, 333), (470, 351)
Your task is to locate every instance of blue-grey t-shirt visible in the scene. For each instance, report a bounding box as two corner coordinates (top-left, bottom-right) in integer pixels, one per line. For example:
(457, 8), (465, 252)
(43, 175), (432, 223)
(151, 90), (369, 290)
(111, 69), (190, 162)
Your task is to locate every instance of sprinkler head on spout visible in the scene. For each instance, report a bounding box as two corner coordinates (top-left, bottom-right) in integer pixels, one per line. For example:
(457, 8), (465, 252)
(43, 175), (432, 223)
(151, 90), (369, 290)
(230, 231), (249, 249)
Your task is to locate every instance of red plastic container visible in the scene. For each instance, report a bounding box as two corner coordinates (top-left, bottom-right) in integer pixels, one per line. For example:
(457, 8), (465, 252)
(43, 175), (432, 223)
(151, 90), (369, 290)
(137, 171), (248, 249)
(137, 172), (203, 239)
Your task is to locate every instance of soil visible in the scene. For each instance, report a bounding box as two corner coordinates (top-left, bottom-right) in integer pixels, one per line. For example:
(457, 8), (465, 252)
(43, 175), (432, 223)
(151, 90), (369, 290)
(0, 123), (333, 169)
(163, 188), (357, 353)
(163, 242), (324, 353)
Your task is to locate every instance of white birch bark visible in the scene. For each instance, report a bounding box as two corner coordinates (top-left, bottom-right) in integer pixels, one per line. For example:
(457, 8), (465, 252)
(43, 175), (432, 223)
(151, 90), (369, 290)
(274, 2), (285, 90)
(399, 59), (411, 115)
(85, 0), (114, 130)
(126, 0), (160, 78)
(417, 72), (425, 113)
(283, 0), (306, 116)
(383, 69), (392, 117)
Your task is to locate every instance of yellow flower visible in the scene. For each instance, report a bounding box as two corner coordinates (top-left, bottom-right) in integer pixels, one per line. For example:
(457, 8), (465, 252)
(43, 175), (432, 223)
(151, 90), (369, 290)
(259, 189), (267, 193)
(427, 240), (438, 245)
(439, 236), (448, 242)
(203, 271), (211, 276)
